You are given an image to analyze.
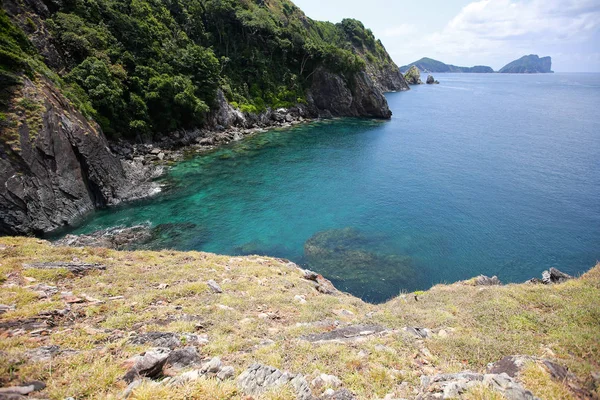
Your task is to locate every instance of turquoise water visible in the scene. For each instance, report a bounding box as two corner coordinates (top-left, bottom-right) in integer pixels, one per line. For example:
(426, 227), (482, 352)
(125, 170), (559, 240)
(59, 73), (600, 303)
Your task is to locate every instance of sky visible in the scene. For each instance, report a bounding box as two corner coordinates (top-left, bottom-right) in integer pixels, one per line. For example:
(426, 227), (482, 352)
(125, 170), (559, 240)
(292, 0), (600, 72)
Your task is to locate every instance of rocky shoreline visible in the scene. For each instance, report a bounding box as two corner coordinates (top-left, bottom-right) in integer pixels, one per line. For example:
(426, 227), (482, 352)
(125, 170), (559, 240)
(108, 101), (317, 175)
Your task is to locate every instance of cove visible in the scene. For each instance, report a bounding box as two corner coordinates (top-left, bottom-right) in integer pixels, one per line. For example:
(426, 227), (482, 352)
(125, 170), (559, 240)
(57, 73), (600, 303)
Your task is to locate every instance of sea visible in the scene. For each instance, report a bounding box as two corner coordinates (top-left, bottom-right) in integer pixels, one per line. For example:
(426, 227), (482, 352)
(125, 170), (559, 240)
(55, 73), (600, 303)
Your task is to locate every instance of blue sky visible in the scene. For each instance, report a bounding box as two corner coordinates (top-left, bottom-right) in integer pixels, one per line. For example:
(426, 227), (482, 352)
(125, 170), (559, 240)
(293, 0), (600, 72)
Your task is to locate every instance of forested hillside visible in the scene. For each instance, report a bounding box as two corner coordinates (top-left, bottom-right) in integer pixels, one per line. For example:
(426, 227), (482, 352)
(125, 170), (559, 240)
(2, 0), (403, 139)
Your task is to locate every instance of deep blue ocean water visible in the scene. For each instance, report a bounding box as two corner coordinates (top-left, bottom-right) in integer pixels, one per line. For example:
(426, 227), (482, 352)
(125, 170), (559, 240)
(60, 73), (600, 302)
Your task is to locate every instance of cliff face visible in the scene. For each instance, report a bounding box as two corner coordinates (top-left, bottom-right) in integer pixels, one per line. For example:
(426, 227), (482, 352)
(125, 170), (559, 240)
(307, 68), (392, 119)
(0, 77), (158, 235)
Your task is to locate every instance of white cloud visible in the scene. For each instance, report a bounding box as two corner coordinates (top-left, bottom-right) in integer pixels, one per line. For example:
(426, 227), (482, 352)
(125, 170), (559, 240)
(389, 0), (600, 70)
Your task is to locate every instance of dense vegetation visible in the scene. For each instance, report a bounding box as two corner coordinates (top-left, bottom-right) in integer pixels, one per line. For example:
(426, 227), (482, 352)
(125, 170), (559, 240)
(399, 57), (494, 73)
(1, 0), (397, 139)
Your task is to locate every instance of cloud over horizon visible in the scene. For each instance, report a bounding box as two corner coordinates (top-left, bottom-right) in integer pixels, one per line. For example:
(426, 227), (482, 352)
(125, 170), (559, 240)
(387, 0), (600, 71)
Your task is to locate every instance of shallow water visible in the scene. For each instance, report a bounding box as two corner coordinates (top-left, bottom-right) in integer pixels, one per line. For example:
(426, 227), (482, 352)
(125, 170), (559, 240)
(59, 73), (600, 303)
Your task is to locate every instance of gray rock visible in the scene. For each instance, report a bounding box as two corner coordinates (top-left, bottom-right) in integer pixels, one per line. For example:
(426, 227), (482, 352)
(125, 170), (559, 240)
(474, 275), (502, 286)
(217, 366), (235, 381)
(403, 66), (423, 85)
(311, 373), (342, 389)
(527, 267), (573, 284)
(166, 346), (201, 369)
(0, 381), (45, 396)
(201, 357), (222, 374)
(301, 324), (388, 343)
(320, 388), (358, 399)
(416, 371), (537, 400)
(207, 280), (223, 294)
(487, 355), (534, 377)
(23, 262), (106, 275)
(129, 332), (183, 349)
(25, 345), (62, 362)
(0, 304), (16, 314)
(123, 348), (171, 383)
(238, 363), (315, 399)
(426, 75), (435, 84)
(404, 326), (431, 339)
(543, 267), (573, 284)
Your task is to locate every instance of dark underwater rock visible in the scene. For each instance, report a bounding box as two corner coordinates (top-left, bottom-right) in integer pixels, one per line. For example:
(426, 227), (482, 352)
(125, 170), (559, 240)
(304, 228), (418, 302)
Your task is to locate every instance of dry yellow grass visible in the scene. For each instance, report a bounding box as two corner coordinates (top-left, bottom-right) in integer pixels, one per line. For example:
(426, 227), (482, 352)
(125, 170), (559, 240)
(0, 237), (598, 399)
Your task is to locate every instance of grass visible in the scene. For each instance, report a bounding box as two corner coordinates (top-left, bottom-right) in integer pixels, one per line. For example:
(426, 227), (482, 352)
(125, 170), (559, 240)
(0, 236), (598, 399)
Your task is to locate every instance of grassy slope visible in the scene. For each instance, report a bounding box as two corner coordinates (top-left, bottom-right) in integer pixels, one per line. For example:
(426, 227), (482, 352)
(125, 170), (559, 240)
(0, 237), (598, 399)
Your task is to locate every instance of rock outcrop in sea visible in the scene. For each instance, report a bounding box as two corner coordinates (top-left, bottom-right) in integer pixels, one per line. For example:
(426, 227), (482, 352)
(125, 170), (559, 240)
(426, 75), (439, 84)
(404, 66), (423, 85)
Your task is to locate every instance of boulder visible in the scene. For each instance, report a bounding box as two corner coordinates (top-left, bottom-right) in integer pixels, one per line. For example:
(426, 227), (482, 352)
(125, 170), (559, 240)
(123, 348), (171, 383)
(527, 267), (572, 284)
(474, 275), (502, 286)
(238, 363), (314, 400)
(22, 262), (106, 275)
(301, 324), (389, 343)
(207, 280), (223, 294)
(417, 371), (537, 399)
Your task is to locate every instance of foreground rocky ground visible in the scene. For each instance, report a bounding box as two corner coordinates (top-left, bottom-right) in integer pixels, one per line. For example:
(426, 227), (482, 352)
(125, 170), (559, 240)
(0, 237), (598, 399)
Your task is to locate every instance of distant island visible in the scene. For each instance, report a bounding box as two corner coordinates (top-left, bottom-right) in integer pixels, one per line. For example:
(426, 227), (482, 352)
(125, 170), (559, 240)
(399, 57), (494, 73)
(499, 54), (553, 73)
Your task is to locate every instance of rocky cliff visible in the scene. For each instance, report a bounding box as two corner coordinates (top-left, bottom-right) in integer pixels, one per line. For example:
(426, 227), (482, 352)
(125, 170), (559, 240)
(0, 76), (159, 235)
(307, 68), (392, 118)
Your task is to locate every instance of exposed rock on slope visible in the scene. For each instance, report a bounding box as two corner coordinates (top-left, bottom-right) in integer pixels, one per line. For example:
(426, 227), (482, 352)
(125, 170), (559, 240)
(0, 77), (159, 235)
